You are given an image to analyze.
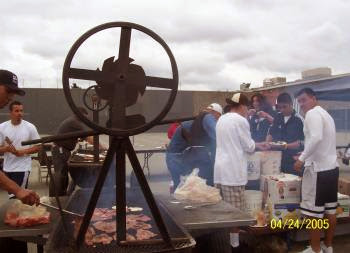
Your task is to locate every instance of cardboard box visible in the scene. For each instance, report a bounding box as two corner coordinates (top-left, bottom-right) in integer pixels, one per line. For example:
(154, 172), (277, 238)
(338, 177), (350, 196)
(267, 201), (300, 222)
(337, 192), (350, 218)
(264, 174), (301, 204)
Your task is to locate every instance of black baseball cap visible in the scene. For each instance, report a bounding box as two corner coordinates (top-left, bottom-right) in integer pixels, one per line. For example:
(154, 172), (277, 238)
(0, 69), (25, 96)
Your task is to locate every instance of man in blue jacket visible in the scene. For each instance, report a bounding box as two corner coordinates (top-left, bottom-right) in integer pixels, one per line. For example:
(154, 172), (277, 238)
(166, 103), (222, 189)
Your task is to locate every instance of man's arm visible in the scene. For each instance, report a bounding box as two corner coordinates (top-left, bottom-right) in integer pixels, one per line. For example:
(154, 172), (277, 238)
(285, 118), (304, 150)
(15, 145), (41, 156)
(86, 136), (106, 150)
(266, 134), (273, 142)
(0, 171), (39, 205)
(298, 111), (322, 162)
(286, 141), (301, 149)
(202, 114), (217, 140)
(0, 145), (17, 154)
(15, 124), (42, 156)
(238, 119), (256, 153)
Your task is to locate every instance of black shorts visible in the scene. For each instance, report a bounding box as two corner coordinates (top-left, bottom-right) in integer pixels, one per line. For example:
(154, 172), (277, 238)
(300, 166), (339, 218)
(4, 171), (30, 198)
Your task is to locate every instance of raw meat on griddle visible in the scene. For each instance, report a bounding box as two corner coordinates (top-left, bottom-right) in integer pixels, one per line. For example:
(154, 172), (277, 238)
(4, 200), (50, 227)
(93, 220), (116, 233)
(126, 214), (151, 222)
(91, 233), (113, 245)
(135, 229), (157, 240)
(112, 233), (136, 241)
(134, 222), (152, 230)
(91, 208), (116, 221)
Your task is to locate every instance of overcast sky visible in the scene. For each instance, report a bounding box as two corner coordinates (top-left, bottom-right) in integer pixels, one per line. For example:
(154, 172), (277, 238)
(1, 0), (350, 91)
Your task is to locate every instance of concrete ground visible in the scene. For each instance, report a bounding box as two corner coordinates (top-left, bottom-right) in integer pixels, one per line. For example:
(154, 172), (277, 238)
(1, 132), (350, 252)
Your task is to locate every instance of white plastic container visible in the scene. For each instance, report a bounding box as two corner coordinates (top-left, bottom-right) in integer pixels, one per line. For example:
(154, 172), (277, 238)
(244, 190), (263, 216)
(259, 151), (282, 175)
(247, 153), (261, 180)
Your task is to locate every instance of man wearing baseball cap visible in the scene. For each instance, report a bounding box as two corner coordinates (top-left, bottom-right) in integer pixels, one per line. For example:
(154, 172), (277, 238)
(166, 103), (222, 189)
(181, 102), (222, 186)
(0, 69), (39, 206)
(214, 93), (269, 251)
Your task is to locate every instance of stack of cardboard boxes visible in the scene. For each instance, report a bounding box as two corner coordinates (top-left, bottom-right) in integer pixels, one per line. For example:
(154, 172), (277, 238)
(246, 151), (350, 223)
(249, 151), (302, 222)
(338, 176), (350, 218)
(263, 174), (302, 222)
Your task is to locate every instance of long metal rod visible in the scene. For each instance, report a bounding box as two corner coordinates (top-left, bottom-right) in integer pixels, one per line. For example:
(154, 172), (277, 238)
(22, 130), (99, 146)
(93, 108), (99, 162)
(125, 138), (173, 248)
(158, 116), (195, 125)
(21, 116), (195, 147)
(76, 139), (117, 248)
(116, 138), (126, 243)
(46, 160), (69, 233)
(40, 202), (83, 217)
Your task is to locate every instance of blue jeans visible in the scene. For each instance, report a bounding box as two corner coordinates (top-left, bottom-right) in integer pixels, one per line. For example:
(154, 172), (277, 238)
(182, 147), (214, 186)
(166, 152), (191, 189)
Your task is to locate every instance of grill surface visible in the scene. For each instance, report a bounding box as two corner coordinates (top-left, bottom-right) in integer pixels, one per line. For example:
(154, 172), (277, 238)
(47, 188), (195, 252)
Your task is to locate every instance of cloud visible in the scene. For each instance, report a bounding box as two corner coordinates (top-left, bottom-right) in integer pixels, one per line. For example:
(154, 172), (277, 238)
(0, 0), (350, 90)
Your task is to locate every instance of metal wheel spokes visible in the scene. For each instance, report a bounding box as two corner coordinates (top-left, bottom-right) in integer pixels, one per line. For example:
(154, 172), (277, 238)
(63, 22), (178, 136)
(82, 85), (108, 112)
(67, 67), (176, 90)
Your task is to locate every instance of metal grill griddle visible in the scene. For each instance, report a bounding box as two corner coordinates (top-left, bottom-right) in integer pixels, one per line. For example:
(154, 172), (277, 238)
(47, 188), (195, 253)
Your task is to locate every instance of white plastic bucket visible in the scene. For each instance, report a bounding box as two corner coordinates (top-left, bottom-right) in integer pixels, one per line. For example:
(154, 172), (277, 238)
(247, 153), (261, 180)
(244, 190), (263, 215)
(259, 151), (282, 175)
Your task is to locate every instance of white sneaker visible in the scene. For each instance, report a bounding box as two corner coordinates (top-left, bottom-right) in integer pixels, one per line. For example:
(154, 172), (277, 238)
(230, 233), (239, 248)
(300, 246), (323, 253)
(320, 241), (333, 253)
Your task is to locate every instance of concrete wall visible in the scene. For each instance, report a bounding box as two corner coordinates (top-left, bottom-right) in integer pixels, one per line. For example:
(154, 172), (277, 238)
(0, 88), (230, 135)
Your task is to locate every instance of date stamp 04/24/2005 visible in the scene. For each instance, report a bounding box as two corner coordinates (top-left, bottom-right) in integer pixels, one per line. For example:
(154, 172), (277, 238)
(270, 218), (330, 230)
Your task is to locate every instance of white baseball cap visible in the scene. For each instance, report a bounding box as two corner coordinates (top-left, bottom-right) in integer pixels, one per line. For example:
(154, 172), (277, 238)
(207, 103), (223, 115)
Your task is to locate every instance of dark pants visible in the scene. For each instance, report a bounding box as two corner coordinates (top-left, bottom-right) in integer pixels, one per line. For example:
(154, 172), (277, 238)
(0, 237), (27, 253)
(166, 153), (192, 189)
(50, 146), (71, 196)
(183, 147), (214, 186)
(4, 171), (30, 198)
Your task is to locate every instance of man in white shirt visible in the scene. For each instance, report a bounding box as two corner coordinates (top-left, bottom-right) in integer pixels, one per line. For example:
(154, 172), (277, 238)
(294, 88), (338, 253)
(0, 69), (39, 206)
(0, 101), (41, 198)
(214, 93), (269, 250)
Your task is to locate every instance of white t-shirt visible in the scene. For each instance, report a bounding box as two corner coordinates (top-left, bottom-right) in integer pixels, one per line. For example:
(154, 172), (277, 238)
(0, 120), (40, 172)
(299, 106), (338, 172)
(214, 112), (255, 186)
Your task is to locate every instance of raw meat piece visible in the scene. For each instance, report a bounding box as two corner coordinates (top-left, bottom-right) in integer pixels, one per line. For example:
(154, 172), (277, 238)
(4, 200), (50, 227)
(126, 214), (151, 222)
(93, 221), (116, 233)
(91, 208), (115, 221)
(91, 233), (113, 245)
(134, 222), (152, 230)
(135, 229), (157, 240)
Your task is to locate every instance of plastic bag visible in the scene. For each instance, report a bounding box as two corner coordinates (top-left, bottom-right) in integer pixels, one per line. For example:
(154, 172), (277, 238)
(174, 168), (222, 204)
